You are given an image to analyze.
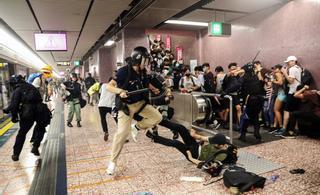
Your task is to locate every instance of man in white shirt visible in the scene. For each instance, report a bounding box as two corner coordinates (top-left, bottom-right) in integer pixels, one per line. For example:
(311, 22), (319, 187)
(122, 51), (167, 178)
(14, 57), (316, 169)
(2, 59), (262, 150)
(278, 56), (302, 136)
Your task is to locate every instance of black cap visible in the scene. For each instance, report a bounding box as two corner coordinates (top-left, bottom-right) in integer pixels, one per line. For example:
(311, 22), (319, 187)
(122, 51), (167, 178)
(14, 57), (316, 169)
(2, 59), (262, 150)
(208, 133), (229, 145)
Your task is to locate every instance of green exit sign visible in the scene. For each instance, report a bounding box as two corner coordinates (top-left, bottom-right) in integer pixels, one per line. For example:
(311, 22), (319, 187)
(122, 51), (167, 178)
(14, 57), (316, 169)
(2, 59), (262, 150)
(74, 60), (81, 66)
(211, 22), (222, 36)
(209, 22), (231, 37)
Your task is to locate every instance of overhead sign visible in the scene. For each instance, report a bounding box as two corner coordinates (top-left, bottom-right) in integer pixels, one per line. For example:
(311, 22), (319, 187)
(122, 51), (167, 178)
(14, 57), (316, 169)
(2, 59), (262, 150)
(209, 22), (231, 36)
(74, 60), (82, 66)
(57, 61), (70, 66)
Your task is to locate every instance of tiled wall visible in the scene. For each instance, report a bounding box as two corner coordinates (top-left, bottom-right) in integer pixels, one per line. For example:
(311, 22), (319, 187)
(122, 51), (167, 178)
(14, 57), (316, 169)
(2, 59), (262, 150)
(200, 0), (320, 87)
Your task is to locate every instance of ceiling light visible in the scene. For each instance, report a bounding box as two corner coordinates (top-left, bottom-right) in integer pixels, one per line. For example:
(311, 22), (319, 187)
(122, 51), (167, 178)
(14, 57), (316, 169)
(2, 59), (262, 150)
(104, 40), (115, 46)
(165, 20), (209, 27)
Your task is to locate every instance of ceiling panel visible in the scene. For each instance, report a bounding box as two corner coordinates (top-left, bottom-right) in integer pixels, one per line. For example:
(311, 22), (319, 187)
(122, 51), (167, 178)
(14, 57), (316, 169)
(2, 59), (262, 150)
(179, 9), (245, 23)
(0, 0), (38, 30)
(72, 0), (131, 61)
(30, 0), (90, 31)
(203, 0), (288, 13)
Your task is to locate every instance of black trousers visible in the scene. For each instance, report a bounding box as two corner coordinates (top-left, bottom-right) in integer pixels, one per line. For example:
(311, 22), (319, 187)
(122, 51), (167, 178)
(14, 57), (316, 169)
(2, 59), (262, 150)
(14, 119), (46, 156)
(288, 111), (320, 132)
(240, 95), (263, 139)
(154, 119), (199, 159)
(98, 107), (117, 133)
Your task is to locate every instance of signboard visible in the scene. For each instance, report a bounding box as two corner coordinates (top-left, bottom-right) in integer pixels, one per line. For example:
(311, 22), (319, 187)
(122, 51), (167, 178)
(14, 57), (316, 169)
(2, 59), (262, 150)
(74, 60), (82, 66)
(176, 47), (183, 61)
(57, 61), (70, 66)
(156, 34), (161, 41)
(208, 22), (231, 36)
(34, 33), (67, 51)
(165, 35), (171, 50)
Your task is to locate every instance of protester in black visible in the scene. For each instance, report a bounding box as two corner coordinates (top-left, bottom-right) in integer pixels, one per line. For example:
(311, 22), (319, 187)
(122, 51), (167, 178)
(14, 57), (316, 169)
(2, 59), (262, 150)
(84, 73), (96, 105)
(4, 75), (50, 161)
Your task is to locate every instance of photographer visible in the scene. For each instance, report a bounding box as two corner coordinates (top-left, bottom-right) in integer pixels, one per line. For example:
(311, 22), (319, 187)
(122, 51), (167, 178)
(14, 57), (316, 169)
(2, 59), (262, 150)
(105, 46), (162, 175)
(237, 61), (265, 143)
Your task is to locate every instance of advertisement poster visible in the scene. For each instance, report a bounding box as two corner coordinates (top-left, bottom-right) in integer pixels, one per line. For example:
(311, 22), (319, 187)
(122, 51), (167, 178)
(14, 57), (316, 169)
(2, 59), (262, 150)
(176, 46), (183, 61)
(165, 35), (171, 50)
(156, 34), (161, 41)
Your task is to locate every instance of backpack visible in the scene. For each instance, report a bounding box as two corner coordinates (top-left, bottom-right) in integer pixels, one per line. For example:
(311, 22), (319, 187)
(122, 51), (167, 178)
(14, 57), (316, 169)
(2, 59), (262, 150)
(199, 144), (238, 177)
(35, 103), (52, 126)
(223, 166), (266, 192)
(27, 73), (42, 84)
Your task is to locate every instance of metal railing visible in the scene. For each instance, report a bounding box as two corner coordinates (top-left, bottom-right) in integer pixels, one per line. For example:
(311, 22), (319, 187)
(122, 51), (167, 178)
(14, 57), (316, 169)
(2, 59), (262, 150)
(191, 92), (233, 144)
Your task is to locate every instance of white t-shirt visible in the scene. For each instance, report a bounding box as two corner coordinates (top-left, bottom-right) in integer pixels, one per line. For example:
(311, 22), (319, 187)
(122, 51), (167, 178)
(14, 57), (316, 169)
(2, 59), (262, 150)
(98, 83), (115, 107)
(179, 76), (200, 90)
(32, 77), (41, 88)
(288, 65), (302, 94)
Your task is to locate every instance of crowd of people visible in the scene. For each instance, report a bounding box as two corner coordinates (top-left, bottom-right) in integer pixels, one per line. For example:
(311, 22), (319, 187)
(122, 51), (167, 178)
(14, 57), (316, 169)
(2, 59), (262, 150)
(4, 42), (319, 182)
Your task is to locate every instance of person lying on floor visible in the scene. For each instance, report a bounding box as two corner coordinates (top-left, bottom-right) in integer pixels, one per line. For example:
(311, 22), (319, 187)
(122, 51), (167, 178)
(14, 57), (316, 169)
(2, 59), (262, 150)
(146, 129), (234, 167)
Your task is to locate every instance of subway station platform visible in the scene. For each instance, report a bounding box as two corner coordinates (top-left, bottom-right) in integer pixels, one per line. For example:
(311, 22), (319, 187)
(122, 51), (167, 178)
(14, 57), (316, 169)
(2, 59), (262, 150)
(0, 99), (320, 194)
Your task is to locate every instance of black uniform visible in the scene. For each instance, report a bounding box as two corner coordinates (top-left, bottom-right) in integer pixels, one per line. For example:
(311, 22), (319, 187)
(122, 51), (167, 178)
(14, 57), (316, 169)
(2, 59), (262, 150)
(4, 82), (48, 158)
(239, 65), (265, 141)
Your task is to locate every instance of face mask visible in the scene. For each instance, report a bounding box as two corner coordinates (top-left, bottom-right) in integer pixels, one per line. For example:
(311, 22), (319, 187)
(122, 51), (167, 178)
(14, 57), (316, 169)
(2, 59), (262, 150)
(203, 67), (208, 72)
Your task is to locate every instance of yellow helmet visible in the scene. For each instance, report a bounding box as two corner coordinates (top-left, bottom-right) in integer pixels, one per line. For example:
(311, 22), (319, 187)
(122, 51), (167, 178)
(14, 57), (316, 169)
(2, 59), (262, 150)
(41, 64), (53, 73)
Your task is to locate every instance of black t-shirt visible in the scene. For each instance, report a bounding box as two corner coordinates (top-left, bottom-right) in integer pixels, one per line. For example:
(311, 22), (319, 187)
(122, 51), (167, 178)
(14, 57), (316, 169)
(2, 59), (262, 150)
(203, 72), (216, 93)
(64, 81), (82, 101)
(116, 65), (149, 104)
(241, 65), (264, 96)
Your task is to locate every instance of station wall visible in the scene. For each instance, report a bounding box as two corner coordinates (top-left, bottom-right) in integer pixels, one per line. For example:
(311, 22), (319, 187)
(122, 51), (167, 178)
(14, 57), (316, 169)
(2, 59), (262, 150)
(200, 0), (320, 87)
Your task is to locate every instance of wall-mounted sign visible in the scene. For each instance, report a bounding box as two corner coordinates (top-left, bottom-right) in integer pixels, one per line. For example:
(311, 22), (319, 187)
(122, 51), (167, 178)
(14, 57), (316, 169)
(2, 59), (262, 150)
(165, 35), (171, 50)
(176, 47), (183, 61)
(57, 61), (70, 66)
(74, 60), (82, 66)
(208, 22), (231, 36)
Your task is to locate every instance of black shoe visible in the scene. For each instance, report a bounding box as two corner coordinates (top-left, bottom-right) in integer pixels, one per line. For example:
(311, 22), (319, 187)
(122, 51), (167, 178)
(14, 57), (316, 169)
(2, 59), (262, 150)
(31, 147), (40, 156)
(67, 122), (73, 127)
(11, 154), (19, 161)
(238, 135), (246, 142)
(146, 130), (156, 140)
(77, 121), (81, 127)
(172, 131), (179, 140)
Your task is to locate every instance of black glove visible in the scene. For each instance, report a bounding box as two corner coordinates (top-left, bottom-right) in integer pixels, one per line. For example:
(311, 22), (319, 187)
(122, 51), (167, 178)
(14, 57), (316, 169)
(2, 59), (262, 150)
(11, 116), (19, 123)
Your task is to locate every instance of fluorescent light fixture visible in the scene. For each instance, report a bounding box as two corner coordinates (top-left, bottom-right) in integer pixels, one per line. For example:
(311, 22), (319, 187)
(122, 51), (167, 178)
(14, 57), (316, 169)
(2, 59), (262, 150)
(0, 21), (58, 74)
(165, 20), (208, 27)
(104, 40), (115, 46)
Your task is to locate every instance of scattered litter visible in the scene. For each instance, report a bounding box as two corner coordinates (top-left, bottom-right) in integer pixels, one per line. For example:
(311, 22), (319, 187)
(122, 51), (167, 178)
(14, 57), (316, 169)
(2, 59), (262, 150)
(180, 176), (204, 182)
(289, 169), (305, 174)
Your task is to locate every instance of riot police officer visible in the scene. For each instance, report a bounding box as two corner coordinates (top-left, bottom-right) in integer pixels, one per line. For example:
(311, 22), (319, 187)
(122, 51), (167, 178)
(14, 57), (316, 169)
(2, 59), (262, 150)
(106, 46), (162, 175)
(4, 75), (49, 161)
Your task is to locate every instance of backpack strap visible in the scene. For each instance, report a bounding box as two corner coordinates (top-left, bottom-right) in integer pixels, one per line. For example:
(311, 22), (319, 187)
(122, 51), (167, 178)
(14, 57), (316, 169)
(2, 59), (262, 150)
(191, 76), (196, 86)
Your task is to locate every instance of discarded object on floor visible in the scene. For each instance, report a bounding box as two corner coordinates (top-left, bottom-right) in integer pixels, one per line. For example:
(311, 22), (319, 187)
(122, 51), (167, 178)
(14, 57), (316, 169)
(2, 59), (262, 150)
(223, 166), (266, 192)
(289, 168), (305, 174)
(180, 176), (204, 182)
(131, 192), (153, 195)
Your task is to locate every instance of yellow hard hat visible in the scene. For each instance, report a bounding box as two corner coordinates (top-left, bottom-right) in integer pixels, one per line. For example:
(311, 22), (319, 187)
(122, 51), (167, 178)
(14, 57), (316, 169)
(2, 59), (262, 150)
(41, 64), (53, 73)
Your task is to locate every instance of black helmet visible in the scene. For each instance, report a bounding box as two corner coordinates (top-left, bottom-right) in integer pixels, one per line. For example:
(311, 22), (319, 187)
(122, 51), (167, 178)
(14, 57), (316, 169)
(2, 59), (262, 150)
(9, 75), (24, 88)
(130, 46), (151, 65)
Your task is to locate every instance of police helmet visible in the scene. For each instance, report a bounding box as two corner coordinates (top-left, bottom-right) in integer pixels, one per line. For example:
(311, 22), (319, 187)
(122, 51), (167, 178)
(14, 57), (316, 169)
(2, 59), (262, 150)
(9, 75), (24, 88)
(130, 46), (151, 66)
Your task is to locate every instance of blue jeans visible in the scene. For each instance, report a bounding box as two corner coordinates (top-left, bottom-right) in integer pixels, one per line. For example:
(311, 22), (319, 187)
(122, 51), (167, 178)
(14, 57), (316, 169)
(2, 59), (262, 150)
(263, 95), (276, 126)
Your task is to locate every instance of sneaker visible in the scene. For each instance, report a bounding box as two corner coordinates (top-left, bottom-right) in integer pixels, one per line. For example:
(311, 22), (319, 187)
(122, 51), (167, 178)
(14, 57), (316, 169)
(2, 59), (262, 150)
(77, 121), (82, 127)
(131, 124), (139, 142)
(152, 126), (159, 136)
(107, 161), (116, 175)
(11, 154), (19, 161)
(275, 128), (286, 136)
(31, 147), (40, 156)
(172, 131), (179, 140)
(280, 131), (297, 139)
(67, 122), (73, 127)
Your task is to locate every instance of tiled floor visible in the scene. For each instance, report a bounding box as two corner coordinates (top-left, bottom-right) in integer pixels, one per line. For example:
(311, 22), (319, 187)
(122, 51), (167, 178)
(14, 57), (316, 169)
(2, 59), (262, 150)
(66, 105), (320, 195)
(0, 99), (56, 195)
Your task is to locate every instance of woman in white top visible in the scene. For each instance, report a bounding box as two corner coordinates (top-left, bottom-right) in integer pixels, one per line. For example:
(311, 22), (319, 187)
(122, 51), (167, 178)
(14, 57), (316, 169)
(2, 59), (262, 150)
(98, 79), (117, 141)
(179, 66), (200, 93)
